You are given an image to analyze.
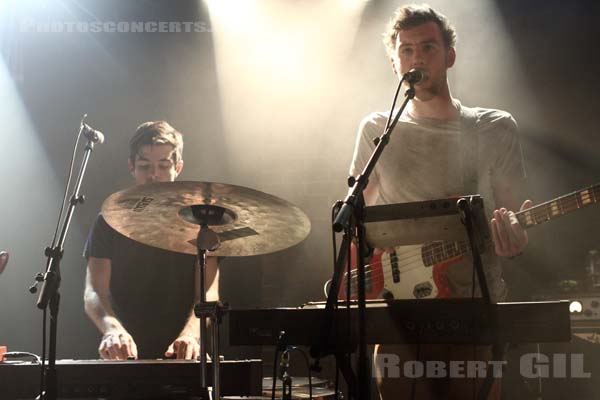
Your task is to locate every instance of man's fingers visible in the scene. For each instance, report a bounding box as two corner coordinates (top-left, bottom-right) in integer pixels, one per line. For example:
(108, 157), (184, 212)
(491, 218), (503, 255)
(169, 338), (200, 360)
(98, 342), (110, 360)
(491, 202), (532, 258)
(520, 199), (534, 211)
(119, 334), (133, 359)
(102, 336), (117, 359)
(177, 341), (186, 360)
(185, 343), (194, 360)
(494, 210), (509, 251)
(164, 344), (175, 358)
(113, 336), (125, 359)
(106, 340), (121, 360)
(129, 337), (138, 359)
(510, 213), (528, 247)
(99, 332), (136, 360)
(501, 209), (516, 248)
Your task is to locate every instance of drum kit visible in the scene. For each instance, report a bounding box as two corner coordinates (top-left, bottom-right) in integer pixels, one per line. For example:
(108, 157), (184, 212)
(102, 180), (315, 400)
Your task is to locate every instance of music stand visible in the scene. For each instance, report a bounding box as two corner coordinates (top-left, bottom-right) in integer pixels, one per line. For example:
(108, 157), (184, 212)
(363, 196), (489, 247)
(365, 195), (502, 400)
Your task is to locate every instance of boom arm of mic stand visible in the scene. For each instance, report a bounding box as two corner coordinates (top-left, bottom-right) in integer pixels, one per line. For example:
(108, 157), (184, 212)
(333, 82), (415, 232)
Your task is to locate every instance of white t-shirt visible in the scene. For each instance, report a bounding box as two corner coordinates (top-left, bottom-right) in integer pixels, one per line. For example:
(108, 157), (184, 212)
(349, 101), (526, 301)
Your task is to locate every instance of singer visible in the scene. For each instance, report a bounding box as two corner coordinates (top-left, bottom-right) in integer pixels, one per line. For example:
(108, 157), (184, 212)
(83, 121), (219, 360)
(349, 5), (532, 400)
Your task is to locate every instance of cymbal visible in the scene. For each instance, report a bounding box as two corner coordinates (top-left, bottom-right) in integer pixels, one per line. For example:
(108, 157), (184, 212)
(101, 181), (311, 257)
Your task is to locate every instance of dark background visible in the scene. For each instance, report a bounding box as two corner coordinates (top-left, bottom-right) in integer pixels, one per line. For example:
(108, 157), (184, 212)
(0, 1), (598, 394)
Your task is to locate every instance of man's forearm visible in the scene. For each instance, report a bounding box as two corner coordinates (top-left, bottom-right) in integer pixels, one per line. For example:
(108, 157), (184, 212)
(84, 289), (126, 335)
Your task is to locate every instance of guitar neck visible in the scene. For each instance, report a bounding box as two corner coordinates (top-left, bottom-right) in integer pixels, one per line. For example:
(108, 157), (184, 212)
(516, 183), (599, 229)
(422, 241), (470, 266)
(422, 183), (600, 265)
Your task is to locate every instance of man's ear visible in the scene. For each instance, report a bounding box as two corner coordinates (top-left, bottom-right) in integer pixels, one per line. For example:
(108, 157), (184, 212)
(446, 47), (456, 68)
(175, 160), (184, 176)
(390, 56), (399, 76)
(128, 159), (135, 177)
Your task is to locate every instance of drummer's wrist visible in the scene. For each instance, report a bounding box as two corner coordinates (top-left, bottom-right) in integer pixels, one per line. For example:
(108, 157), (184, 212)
(101, 316), (126, 335)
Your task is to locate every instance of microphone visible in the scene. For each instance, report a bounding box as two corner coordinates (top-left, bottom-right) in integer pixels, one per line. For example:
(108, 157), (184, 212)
(81, 123), (105, 144)
(402, 69), (426, 84)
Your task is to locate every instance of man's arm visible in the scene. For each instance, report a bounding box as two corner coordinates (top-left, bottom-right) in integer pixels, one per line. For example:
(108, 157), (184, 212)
(489, 127), (532, 258)
(164, 256), (220, 360)
(84, 257), (138, 360)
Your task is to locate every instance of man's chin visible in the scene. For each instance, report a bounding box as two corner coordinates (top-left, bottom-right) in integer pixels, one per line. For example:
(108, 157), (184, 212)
(414, 89), (435, 102)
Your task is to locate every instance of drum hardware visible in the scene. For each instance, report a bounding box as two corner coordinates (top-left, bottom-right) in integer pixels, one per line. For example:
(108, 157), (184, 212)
(101, 181), (311, 257)
(102, 181), (311, 399)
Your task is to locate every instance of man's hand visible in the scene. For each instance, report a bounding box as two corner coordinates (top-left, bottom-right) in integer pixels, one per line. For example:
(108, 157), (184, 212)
(165, 335), (199, 360)
(491, 200), (533, 258)
(99, 329), (138, 360)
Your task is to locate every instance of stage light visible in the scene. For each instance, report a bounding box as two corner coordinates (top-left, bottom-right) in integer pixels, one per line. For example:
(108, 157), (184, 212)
(570, 301), (583, 314)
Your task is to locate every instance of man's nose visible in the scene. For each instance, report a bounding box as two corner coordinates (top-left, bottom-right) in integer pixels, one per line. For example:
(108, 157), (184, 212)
(411, 48), (425, 66)
(148, 165), (158, 178)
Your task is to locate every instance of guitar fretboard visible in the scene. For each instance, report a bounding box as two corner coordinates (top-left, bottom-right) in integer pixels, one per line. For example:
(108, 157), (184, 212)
(516, 183), (599, 228)
(421, 241), (470, 266)
(420, 183), (600, 266)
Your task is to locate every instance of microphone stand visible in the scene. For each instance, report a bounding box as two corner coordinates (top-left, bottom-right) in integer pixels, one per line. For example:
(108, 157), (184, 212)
(34, 130), (98, 400)
(311, 77), (416, 400)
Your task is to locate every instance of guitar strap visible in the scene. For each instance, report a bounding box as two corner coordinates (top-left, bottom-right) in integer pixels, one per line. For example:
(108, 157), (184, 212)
(459, 105), (480, 194)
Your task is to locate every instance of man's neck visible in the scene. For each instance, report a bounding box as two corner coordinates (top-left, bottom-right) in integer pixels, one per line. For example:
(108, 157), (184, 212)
(407, 85), (458, 121)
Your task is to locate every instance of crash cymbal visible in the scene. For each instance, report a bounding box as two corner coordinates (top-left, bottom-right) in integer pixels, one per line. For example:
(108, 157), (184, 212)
(101, 181), (311, 257)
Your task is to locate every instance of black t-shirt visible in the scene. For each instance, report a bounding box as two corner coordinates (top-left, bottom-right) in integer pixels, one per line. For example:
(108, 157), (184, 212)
(84, 214), (196, 359)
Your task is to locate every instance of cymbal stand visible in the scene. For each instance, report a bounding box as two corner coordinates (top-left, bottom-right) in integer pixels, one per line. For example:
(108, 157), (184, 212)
(194, 206), (228, 400)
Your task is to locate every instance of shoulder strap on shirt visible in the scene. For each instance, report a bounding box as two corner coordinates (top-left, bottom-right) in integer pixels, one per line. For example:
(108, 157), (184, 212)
(459, 105), (480, 194)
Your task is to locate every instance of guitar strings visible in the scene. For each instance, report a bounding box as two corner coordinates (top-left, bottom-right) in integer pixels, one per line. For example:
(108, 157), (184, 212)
(520, 189), (598, 225)
(348, 241), (469, 278)
(341, 245), (469, 294)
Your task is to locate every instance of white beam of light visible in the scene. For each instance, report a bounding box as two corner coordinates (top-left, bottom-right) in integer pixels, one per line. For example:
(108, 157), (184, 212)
(437, 0), (542, 127)
(0, 32), (64, 342)
(204, 0), (367, 160)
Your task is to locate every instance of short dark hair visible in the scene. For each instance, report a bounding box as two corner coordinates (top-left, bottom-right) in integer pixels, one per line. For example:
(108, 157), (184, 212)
(383, 4), (457, 56)
(129, 121), (183, 166)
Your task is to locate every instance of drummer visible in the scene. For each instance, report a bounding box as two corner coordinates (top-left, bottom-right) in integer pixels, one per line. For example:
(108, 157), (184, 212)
(83, 121), (219, 360)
